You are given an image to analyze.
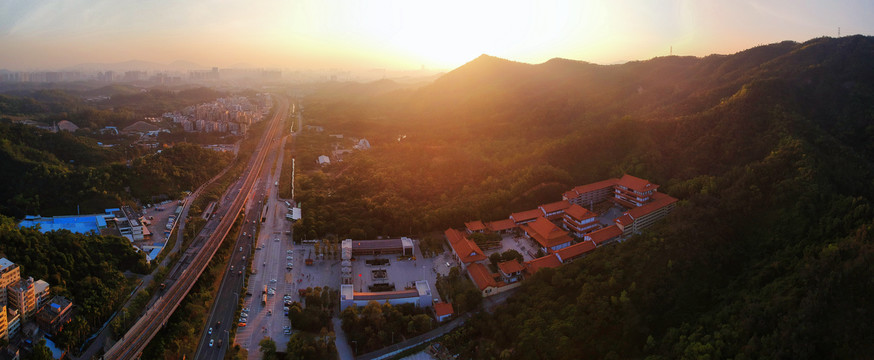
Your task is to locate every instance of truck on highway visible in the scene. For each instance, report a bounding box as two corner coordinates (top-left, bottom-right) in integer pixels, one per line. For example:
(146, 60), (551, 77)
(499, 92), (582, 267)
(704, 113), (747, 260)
(261, 293), (267, 305)
(263, 285), (268, 294)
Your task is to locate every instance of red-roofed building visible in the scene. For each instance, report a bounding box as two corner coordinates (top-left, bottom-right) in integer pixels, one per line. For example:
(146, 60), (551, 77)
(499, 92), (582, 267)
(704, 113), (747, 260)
(487, 219), (516, 234)
(617, 192), (678, 235)
(467, 263), (499, 297)
(510, 209), (543, 225)
(538, 200), (572, 220)
(497, 259), (525, 283)
(585, 225), (622, 246)
(524, 254), (562, 274)
(563, 178), (619, 207)
(613, 174), (660, 208)
(555, 240), (596, 263)
(562, 204), (600, 237)
(434, 302), (454, 322)
(464, 220), (487, 234)
(520, 217), (574, 253)
(444, 228), (487, 267)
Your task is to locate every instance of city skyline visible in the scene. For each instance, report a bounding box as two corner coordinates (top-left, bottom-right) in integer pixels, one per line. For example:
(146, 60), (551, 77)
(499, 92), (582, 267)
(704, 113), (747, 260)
(1, 0), (873, 71)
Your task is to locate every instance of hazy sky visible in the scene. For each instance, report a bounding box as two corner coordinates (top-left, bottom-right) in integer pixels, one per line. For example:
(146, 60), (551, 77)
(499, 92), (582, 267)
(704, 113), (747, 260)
(1, 0), (872, 71)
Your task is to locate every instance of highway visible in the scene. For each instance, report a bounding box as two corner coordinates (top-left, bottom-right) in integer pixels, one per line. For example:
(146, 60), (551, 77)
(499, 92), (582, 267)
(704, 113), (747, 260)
(104, 95), (289, 360)
(194, 114), (294, 358)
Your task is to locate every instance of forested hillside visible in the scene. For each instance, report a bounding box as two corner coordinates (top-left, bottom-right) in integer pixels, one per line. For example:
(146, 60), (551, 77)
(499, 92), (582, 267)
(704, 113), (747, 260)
(0, 122), (232, 218)
(297, 36), (874, 358)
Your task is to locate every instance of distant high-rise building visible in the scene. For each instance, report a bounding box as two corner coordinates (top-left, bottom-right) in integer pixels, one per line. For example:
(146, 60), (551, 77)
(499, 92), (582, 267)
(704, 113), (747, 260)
(8, 277), (36, 319)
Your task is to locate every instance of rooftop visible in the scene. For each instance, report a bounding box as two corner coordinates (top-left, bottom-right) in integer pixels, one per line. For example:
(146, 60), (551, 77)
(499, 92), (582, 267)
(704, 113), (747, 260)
(564, 204), (596, 220)
(521, 217), (573, 249)
(464, 220), (487, 232)
(555, 240), (596, 262)
(510, 209), (543, 223)
(444, 228), (487, 264)
(497, 259), (525, 275)
(0, 258), (14, 269)
(625, 192), (678, 219)
(539, 200), (572, 214)
(487, 219), (516, 232)
(19, 214), (108, 234)
(467, 263), (498, 291)
(525, 254), (562, 274)
(586, 225), (622, 245)
(565, 178), (619, 197)
(434, 302), (454, 317)
(616, 174), (659, 192)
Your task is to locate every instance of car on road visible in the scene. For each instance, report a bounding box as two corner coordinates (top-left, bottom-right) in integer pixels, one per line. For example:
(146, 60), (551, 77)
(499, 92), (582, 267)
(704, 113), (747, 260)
(270, 278), (277, 283)
(286, 256), (292, 260)
(208, 327), (212, 335)
(267, 310), (272, 316)
(239, 247), (243, 252)
(209, 339), (214, 347)
(287, 263), (293, 269)
(238, 322), (247, 327)
(242, 307), (249, 312)
(286, 250), (292, 254)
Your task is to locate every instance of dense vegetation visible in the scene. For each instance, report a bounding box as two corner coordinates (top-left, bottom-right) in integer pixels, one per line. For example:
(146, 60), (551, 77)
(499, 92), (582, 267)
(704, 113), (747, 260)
(296, 36), (874, 358)
(0, 122), (232, 217)
(340, 301), (436, 355)
(0, 215), (149, 350)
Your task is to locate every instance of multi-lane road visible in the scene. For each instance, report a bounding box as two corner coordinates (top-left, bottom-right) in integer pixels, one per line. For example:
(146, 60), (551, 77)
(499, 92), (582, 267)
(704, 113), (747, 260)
(195, 114), (295, 359)
(104, 96), (289, 360)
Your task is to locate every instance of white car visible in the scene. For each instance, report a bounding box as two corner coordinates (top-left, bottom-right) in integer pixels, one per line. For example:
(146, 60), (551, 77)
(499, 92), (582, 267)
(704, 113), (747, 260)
(209, 339), (214, 347)
(286, 250), (293, 254)
(208, 327), (213, 335)
(286, 256), (293, 260)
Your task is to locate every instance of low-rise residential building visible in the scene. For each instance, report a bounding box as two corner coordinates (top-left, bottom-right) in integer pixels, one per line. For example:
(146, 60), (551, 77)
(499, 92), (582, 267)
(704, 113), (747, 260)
(497, 259), (525, 283)
(7, 277), (36, 319)
(434, 302), (454, 322)
(0, 303), (6, 341)
(467, 263), (499, 297)
(0, 258), (20, 305)
(5, 308), (20, 340)
(36, 296), (73, 336)
(523, 254), (562, 274)
(509, 209), (543, 225)
(520, 217), (574, 253)
(486, 219), (516, 234)
(444, 229), (487, 268)
(464, 220), (487, 234)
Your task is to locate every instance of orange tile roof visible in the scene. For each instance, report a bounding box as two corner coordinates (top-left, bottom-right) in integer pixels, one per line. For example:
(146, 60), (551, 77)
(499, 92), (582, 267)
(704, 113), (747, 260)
(566, 178), (619, 197)
(564, 204), (596, 221)
(487, 219), (517, 232)
(497, 259), (525, 275)
(625, 192), (678, 219)
(510, 209), (543, 223)
(434, 302), (454, 318)
(467, 263), (498, 291)
(555, 240), (596, 262)
(614, 214), (634, 227)
(444, 228), (488, 264)
(464, 220), (487, 232)
(616, 174), (659, 193)
(521, 217), (573, 249)
(525, 254), (562, 273)
(585, 225), (622, 245)
(539, 200), (572, 214)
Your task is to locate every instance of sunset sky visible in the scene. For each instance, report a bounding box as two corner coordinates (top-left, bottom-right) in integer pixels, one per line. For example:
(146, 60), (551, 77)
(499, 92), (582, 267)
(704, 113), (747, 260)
(1, 0), (872, 71)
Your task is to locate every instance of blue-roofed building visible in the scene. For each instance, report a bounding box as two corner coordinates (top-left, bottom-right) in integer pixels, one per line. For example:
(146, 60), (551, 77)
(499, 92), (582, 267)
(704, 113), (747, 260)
(19, 214), (108, 234)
